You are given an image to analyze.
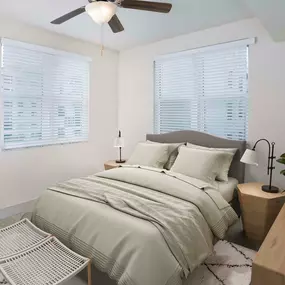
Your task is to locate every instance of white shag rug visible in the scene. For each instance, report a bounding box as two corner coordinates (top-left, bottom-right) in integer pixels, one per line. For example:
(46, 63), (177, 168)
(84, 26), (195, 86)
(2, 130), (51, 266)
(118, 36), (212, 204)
(187, 240), (256, 285)
(0, 240), (256, 285)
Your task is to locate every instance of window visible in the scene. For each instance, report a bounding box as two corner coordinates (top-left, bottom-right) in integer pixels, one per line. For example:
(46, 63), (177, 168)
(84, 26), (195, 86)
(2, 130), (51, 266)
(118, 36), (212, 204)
(0, 39), (90, 150)
(154, 39), (254, 141)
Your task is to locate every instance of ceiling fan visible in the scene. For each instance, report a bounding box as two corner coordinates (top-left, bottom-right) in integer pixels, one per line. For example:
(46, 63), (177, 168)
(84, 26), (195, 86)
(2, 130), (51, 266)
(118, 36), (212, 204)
(51, 0), (172, 34)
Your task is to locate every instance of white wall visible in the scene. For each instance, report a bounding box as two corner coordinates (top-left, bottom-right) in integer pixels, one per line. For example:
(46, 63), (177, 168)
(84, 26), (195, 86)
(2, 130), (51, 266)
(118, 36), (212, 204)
(0, 18), (119, 209)
(118, 18), (285, 190)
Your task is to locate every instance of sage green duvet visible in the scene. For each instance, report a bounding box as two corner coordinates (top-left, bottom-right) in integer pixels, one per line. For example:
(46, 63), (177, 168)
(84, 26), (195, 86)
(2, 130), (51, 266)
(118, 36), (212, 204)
(32, 166), (237, 285)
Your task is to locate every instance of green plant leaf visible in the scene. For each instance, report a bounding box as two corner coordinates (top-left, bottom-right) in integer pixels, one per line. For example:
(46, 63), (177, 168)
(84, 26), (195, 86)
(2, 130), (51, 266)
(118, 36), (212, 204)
(281, 153), (285, 158)
(277, 158), (285, 165)
(280, 170), (285, 176)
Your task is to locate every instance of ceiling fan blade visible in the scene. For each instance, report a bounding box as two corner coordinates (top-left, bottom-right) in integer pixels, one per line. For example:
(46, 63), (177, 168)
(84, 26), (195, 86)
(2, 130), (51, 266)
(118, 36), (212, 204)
(108, 14), (124, 33)
(120, 0), (172, 13)
(51, 6), (86, 24)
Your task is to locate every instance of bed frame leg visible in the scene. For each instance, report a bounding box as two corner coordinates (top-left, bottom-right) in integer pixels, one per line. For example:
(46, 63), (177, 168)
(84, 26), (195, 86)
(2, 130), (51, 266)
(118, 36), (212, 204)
(88, 260), (92, 285)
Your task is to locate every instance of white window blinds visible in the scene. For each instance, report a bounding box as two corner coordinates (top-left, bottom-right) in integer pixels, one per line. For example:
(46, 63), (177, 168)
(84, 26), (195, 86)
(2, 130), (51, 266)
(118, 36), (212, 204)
(0, 39), (90, 150)
(154, 39), (253, 141)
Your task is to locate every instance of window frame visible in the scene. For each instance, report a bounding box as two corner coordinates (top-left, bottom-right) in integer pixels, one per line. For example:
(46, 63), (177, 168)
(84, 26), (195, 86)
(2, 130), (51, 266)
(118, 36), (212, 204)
(153, 38), (255, 141)
(0, 38), (91, 150)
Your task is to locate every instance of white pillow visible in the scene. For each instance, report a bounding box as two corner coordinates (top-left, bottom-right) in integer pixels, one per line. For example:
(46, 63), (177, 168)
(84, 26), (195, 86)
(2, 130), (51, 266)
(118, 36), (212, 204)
(186, 143), (237, 182)
(214, 177), (239, 202)
(171, 146), (234, 184)
(127, 143), (169, 169)
(147, 141), (185, 170)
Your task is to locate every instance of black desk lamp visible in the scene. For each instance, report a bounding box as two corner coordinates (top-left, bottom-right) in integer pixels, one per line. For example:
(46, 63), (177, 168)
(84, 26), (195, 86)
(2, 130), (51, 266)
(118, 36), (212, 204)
(240, 139), (279, 193)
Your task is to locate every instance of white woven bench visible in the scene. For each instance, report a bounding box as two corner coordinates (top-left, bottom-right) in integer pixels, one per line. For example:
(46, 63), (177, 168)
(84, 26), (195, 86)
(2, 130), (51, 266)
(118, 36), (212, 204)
(0, 219), (50, 259)
(0, 219), (92, 285)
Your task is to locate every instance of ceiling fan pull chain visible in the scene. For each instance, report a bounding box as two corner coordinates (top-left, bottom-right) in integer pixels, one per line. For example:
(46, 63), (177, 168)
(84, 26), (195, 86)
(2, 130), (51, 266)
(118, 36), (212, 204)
(100, 24), (105, 57)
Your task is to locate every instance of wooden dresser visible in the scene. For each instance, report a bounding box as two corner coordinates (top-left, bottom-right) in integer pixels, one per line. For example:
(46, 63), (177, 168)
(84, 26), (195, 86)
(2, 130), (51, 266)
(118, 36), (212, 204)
(251, 204), (285, 285)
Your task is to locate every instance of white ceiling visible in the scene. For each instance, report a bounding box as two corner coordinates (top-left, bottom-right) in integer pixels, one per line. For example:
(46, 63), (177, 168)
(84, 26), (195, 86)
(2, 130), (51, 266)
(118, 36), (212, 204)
(244, 0), (285, 42)
(0, 0), (253, 50)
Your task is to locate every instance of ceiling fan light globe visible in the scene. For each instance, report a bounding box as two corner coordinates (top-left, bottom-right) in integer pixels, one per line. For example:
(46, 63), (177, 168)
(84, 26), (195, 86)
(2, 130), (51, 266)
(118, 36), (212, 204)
(86, 2), (117, 25)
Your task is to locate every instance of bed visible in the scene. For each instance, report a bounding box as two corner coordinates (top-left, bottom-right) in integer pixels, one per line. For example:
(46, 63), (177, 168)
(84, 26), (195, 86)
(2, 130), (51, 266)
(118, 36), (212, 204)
(32, 131), (246, 285)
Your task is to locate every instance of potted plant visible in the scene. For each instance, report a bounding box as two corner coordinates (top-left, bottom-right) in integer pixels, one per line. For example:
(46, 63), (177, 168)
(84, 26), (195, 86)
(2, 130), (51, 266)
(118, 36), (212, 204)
(277, 153), (285, 176)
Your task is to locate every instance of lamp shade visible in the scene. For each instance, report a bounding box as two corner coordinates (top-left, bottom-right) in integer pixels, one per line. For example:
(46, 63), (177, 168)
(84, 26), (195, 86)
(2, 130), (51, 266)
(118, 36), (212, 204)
(240, 149), (258, 166)
(114, 137), (124, 148)
(86, 2), (117, 25)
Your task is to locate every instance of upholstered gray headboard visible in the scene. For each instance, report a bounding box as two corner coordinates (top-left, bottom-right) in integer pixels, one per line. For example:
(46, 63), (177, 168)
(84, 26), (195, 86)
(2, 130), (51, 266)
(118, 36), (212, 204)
(146, 131), (246, 183)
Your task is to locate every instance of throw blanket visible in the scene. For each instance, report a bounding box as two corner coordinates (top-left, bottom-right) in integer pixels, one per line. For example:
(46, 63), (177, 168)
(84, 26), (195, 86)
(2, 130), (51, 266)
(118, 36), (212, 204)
(33, 166), (237, 285)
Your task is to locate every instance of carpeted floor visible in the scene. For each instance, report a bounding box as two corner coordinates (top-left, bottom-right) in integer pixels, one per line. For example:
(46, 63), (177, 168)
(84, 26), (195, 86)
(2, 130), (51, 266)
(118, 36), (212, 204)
(224, 219), (260, 252)
(0, 213), (30, 228)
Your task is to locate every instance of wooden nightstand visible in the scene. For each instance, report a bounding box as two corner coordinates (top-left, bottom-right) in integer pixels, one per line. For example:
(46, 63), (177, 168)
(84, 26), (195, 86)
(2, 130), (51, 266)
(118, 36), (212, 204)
(237, 183), (285, 244)
(104, 160), (126, 170)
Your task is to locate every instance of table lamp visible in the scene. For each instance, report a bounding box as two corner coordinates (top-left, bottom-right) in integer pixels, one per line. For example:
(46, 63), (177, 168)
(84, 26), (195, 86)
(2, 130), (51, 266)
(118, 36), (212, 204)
(240, 139), (279, 193)
(114, 130), (126, 163)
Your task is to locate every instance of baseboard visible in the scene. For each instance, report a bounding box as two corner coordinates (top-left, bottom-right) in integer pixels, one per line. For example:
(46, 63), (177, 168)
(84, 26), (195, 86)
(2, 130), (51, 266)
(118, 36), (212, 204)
(0, 199), (37, 219)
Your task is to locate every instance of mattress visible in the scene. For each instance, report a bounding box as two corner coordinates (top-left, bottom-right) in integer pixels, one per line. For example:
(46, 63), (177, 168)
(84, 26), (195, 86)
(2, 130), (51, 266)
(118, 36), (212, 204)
(215, 177), (239, 202)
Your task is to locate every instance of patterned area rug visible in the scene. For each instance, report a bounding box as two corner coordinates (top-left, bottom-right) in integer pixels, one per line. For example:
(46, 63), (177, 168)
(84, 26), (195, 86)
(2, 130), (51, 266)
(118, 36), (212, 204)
(187, 240), (256, 285)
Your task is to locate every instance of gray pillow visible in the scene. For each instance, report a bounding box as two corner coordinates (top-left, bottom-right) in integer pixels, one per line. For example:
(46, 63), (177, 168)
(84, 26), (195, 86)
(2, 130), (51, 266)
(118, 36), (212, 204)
(147, 141), (185, 170)
(171, 146), (234, 184)
(127, 143), (169, 169)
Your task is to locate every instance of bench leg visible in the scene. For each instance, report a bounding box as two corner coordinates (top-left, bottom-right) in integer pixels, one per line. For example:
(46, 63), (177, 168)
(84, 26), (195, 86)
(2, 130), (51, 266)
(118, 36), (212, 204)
(88, 260), (92, 285)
